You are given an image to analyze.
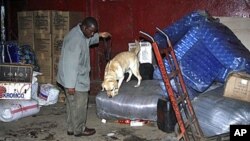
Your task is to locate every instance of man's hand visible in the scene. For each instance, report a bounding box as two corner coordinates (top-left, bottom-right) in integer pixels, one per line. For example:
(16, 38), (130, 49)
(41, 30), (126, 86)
(67, 88), (75, 95)
(99, 32), (112, 38)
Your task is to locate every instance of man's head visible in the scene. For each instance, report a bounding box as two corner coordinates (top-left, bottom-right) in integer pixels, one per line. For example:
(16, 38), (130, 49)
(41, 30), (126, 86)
(81, 17), (99, 38)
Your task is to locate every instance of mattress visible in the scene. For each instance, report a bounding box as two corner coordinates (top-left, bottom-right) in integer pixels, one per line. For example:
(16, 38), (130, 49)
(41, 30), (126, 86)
(192, 86), (250, 137)
(96, 80), (165, 121)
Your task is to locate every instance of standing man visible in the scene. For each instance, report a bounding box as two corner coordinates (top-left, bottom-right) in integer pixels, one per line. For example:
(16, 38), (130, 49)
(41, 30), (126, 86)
(57, 17), (111, 137)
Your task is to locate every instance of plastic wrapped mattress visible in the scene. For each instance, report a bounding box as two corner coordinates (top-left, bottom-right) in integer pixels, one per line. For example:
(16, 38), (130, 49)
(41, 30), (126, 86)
(192, 86), (250, 137)
(153, 10), (250, 93)
(96, 80), (165, 121)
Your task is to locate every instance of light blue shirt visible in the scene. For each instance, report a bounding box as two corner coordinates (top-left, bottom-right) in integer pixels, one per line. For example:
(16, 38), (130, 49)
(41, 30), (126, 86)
(57, 23), (99, 91)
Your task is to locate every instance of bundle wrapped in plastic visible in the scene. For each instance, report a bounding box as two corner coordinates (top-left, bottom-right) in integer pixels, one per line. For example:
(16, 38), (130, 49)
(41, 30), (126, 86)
(179, 41), (224, 92)
(4, 41), (20, 63)
(192, 86), (250, 137)
(154, 10), (208, 48)
(157, 80), (199, 100)
(200, 21), (250, 78)
(3, 43), (40, 71)
(0, 99), (40, 122)
(153, 10), (250, 93)
(35, 84), (60, 106)
(96, 80), (165, 121)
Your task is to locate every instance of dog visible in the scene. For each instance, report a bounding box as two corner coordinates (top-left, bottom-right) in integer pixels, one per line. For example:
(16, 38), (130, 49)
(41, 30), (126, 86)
(101, 40), (142, 98)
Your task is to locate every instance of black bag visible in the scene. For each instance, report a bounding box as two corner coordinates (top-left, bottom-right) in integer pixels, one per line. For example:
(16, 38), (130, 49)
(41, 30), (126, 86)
(157, 98), (177, 133)
(125, 63), (154, 80)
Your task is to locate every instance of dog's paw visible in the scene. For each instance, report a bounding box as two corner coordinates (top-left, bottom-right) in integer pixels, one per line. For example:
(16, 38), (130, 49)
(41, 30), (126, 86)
(134, 84), (140, 87)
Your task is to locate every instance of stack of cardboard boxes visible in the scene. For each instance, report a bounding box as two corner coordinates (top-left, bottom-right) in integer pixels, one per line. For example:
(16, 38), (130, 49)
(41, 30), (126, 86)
(18, 10), (84, 84)
(18, 11), (35, 49)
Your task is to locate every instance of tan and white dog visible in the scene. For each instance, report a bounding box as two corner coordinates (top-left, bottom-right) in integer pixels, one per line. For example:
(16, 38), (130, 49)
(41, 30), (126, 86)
(102, 40), (142, 98)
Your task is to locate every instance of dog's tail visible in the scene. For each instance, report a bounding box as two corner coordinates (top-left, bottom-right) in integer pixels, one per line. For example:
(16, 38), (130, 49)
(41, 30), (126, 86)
(134, 40), (141, 55)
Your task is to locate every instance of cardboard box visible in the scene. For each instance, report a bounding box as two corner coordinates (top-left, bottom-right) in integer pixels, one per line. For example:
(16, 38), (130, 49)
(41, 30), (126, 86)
(18, 31), (35, 49)
(37, 75), (52, 84)
(52, 33), (64, 55)
(34, 33), (52, 58)
(17, 11), (34, 33)
(37, 60), (52, 84)
(52, 11), (83, 34)
(33, 10), (52, 33)
(52, 55), (60, 85)
(0, 83), (32, 99)
(128, 41), (153, 64)
(224, 72), (250, 102)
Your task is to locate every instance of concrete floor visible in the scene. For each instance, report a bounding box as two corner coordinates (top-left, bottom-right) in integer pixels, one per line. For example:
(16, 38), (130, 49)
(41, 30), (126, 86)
(0, 96), (176, 141)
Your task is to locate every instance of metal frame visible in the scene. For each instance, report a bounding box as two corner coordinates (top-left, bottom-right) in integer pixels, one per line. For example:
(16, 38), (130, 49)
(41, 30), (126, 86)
(140, 28), (203, 141)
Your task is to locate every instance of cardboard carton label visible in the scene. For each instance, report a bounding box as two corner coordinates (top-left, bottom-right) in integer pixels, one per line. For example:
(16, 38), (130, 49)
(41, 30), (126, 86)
(224, 72), (250, 102)
(0, 83), (32, 99)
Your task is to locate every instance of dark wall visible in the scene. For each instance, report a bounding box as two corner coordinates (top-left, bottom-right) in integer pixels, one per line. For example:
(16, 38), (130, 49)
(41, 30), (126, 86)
(25, 0), (86, 11)
(7, 0), (250, 80)
(96, 0), (250, 55)
(94, 0), (250, 80)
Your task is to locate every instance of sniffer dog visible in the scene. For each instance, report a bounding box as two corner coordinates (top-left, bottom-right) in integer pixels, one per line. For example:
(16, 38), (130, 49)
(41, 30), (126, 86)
(102, 40), (142, 98)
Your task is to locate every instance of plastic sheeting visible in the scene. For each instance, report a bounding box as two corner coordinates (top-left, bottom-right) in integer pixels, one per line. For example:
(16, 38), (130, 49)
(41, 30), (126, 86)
(0, 99), (40, 122)
(192, 86), (250, 137)
(4, 41), (19, 63)
(3, 43), (40, 72)
(96, 80), (165, 121)
(153, 10), (250, 93)
(158, 80), (199, 100)
(34, 83), (60, 106)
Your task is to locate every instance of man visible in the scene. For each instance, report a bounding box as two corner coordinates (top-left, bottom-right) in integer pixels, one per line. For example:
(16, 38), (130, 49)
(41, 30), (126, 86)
(57, 17), (111, 137)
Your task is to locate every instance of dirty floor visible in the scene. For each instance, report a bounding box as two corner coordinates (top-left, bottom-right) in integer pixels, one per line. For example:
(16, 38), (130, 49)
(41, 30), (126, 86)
(0, 96), (177, 141)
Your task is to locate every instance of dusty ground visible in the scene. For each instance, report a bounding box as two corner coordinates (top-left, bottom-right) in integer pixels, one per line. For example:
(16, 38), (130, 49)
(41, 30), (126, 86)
(0, 96), (176, 141)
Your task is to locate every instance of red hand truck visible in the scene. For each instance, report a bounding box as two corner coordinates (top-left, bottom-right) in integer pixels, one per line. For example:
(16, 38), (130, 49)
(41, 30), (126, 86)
(140, 28), (229, 141)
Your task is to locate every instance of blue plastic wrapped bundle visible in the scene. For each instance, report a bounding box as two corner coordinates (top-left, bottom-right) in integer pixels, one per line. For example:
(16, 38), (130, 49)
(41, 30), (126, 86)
(154, 10), (208, 48)
(153, 10), (250, 93)
(18, 45), (40, 72)
(4, 41), (20, 63)
(153, 63), (200, 99)
(179, 41), (224, 92)
(174, 26), (202, 60)
(154, 42), (224, 92)
(154, 39), (223, 92)
(200, 21), (250, 74)
(158, 80), (199, 100)
(3, 42), (40, 72)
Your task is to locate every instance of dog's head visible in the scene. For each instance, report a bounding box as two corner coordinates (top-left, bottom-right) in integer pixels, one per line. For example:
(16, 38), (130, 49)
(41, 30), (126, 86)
(101, 79), (119, 98)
